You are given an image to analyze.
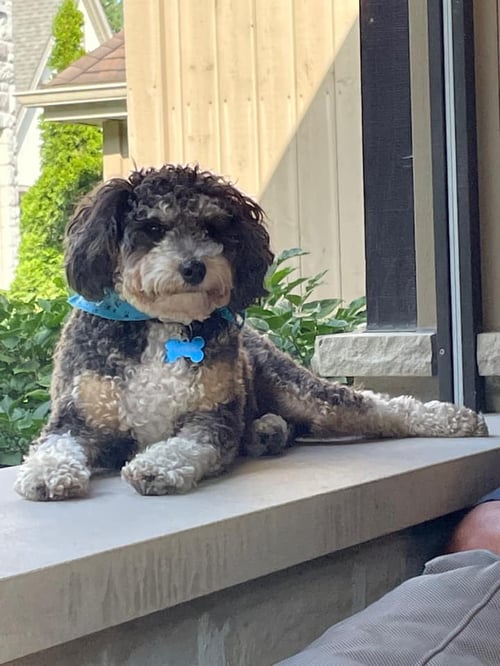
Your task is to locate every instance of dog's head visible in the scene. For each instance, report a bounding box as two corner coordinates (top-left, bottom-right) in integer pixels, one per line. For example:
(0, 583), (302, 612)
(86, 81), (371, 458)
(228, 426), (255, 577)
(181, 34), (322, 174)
(65, 165), (274, 323)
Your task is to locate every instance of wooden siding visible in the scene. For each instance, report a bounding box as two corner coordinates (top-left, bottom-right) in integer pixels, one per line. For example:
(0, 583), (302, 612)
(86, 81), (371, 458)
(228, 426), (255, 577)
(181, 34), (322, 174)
(103, 120), (132, 180)
(474, 0), (500, 331)
(124, 0), (365, 302)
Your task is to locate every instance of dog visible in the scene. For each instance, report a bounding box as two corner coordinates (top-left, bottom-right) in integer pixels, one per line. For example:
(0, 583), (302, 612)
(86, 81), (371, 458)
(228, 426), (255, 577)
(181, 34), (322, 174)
(14, 164), (488, 501)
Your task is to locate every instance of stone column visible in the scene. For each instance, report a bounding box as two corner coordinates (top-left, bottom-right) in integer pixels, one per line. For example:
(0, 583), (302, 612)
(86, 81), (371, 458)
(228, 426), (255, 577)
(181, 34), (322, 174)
(0, 0), (18, 290)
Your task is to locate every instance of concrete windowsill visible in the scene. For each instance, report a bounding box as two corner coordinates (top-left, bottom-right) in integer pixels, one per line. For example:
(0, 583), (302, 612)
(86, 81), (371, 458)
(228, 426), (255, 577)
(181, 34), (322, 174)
(1, 416), (500, 663)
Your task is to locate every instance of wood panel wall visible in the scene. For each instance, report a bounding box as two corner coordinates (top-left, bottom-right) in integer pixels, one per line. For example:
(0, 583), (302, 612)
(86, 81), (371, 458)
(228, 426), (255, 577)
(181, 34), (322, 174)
(124, 0), (365, 302)
(474, 0), (500, 331)
(103, 120), (132, 180)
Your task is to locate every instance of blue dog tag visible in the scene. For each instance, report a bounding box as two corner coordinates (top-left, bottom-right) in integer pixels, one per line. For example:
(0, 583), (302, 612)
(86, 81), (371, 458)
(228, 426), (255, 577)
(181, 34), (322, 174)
(164, 336), (205, 363)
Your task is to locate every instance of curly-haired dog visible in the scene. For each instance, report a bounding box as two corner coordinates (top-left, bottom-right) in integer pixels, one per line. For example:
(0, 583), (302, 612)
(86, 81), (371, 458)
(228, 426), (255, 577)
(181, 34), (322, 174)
(14, 165), (488, 501)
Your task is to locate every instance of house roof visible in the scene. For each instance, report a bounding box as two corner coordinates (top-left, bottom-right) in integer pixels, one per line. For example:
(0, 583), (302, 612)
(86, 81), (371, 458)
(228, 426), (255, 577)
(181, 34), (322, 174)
(12, 0), (62, 92)
(13, 0), (112, 93)
(17, 29), (127, 125)
(15, 4), (123, 126)
(45, 30), (125, 87)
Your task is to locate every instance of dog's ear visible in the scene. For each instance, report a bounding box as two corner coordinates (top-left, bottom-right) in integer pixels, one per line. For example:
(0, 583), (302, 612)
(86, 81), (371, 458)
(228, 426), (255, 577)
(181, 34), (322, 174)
(65, 179), (133, 300)
(229, 195), (274, 312)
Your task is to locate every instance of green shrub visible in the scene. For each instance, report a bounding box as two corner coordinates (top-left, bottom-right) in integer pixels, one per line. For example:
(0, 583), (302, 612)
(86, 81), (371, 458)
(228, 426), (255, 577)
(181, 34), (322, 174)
(101, 0), (123, 31)
(10, 0), (102, 301)
(0, 294), (70, 465)
(247, 248), (366, 369)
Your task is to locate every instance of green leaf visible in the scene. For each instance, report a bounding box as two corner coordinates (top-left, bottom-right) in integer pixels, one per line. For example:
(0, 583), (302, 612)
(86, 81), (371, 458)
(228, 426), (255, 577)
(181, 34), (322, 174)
(13, 360), (40, 374)
(0, 336), (19, 349)
(267, 266), (296, 287)
(285, 294), (303, 306)
(347, 296), (367, 312)
(275, 248), (309, 264)
(285, 277), (309, 292)
(265, 312), (294, 328)
(32, 401), (52, 420)
(0, 397), (13, 415)
(323, 317), (349, 328)
(37, 375), (53, 388)
(22, 389), (51, 402)
(245, 317), (270, 332)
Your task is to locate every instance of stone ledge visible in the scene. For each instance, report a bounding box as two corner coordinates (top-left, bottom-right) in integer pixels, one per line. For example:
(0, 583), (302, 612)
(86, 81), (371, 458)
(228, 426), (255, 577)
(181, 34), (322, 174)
(313, 331), (436, 378)
(478, 332), (500, 376)
(1, 416), (500, 663)
(5, 517), (458, 666)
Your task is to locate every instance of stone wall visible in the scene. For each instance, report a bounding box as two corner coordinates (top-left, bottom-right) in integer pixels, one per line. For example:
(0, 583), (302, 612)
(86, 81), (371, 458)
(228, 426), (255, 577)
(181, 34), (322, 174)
(0, 0), (18, 290)
(4, 515), (459, 666)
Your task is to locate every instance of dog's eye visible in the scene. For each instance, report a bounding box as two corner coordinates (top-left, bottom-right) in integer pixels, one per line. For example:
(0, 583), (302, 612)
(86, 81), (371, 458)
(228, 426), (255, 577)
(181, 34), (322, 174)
(145, 223), (166, 241)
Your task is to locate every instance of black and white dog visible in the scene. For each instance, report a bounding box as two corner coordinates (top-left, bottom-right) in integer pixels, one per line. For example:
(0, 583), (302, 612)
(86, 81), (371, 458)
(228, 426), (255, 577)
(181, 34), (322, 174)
(15, 165), (487, 500)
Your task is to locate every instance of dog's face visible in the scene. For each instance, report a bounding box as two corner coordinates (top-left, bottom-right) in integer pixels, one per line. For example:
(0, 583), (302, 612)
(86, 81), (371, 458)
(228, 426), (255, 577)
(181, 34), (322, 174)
(118, 191), (235, 323)
(65, 165), (274, 323)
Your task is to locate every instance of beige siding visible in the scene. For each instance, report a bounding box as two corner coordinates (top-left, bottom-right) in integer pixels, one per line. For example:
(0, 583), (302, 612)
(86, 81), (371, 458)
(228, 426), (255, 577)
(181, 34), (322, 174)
(259, 2), (364, 301)
(124, 0), (365, 302)
(103, 120), (131, 180)
(408, 0), (436, 328)
(216, 0), (260, 183)
(474, 0), (500, 331)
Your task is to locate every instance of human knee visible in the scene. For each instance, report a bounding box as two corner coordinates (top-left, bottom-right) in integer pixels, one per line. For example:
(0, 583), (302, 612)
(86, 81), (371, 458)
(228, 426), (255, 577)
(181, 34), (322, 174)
(447, 501), (500, 555)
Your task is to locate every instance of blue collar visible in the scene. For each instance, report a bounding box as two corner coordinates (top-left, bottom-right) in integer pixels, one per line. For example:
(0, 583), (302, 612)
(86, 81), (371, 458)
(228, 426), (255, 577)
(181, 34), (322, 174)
(68, 291), (243, 326)
(68, 291), (152, 321)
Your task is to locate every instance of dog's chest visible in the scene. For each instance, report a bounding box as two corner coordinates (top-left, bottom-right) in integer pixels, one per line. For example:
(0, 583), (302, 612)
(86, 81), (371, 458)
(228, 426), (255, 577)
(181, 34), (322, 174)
(119, 323), (205, 446)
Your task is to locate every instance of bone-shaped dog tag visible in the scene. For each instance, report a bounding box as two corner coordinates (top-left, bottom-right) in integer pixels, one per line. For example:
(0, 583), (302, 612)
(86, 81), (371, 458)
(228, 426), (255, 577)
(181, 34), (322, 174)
(164, 336), (205, 363)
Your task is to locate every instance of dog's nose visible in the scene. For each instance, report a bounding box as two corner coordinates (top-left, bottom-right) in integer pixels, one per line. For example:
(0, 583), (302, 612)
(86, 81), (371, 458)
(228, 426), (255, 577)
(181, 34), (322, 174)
(179, 259), (206, 285)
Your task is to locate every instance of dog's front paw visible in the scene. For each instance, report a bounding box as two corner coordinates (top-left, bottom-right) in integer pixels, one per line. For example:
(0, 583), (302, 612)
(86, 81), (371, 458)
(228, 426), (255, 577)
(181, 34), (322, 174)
(121, 456), (196, 495)
(410, 402), (488, 438)
(121, 437), (220, 495)
(14, 433), (90, 501)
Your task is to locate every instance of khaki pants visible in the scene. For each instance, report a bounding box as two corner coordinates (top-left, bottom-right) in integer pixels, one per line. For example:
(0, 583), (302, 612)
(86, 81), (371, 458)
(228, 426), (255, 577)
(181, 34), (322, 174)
(277, 550), (500, 665)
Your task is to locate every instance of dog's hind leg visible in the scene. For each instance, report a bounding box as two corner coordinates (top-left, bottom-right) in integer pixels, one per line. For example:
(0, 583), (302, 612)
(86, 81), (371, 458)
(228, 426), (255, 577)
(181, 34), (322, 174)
(337, 390), (488, 439)
(243, 328), (488, 439)
(243, 414), (293, 457)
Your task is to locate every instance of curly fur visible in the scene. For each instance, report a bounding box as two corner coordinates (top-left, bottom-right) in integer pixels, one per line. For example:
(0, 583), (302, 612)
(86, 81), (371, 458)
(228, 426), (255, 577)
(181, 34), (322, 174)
(14, 164), (488, 501)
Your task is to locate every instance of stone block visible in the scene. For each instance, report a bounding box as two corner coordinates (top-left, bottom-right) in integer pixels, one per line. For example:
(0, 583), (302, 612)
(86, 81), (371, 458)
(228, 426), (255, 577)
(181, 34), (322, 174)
(313, 331), (436, 378)
(477, 332), (500, 376)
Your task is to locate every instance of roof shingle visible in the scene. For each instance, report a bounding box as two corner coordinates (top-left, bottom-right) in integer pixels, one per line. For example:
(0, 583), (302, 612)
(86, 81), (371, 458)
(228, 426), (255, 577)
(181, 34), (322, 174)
(12, 0), (62, 91)
(45, 30), (125, 87)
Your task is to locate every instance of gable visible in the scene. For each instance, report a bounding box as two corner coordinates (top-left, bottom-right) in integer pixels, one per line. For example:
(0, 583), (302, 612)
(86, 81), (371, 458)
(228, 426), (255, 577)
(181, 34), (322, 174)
(12, 0), (62, 92)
